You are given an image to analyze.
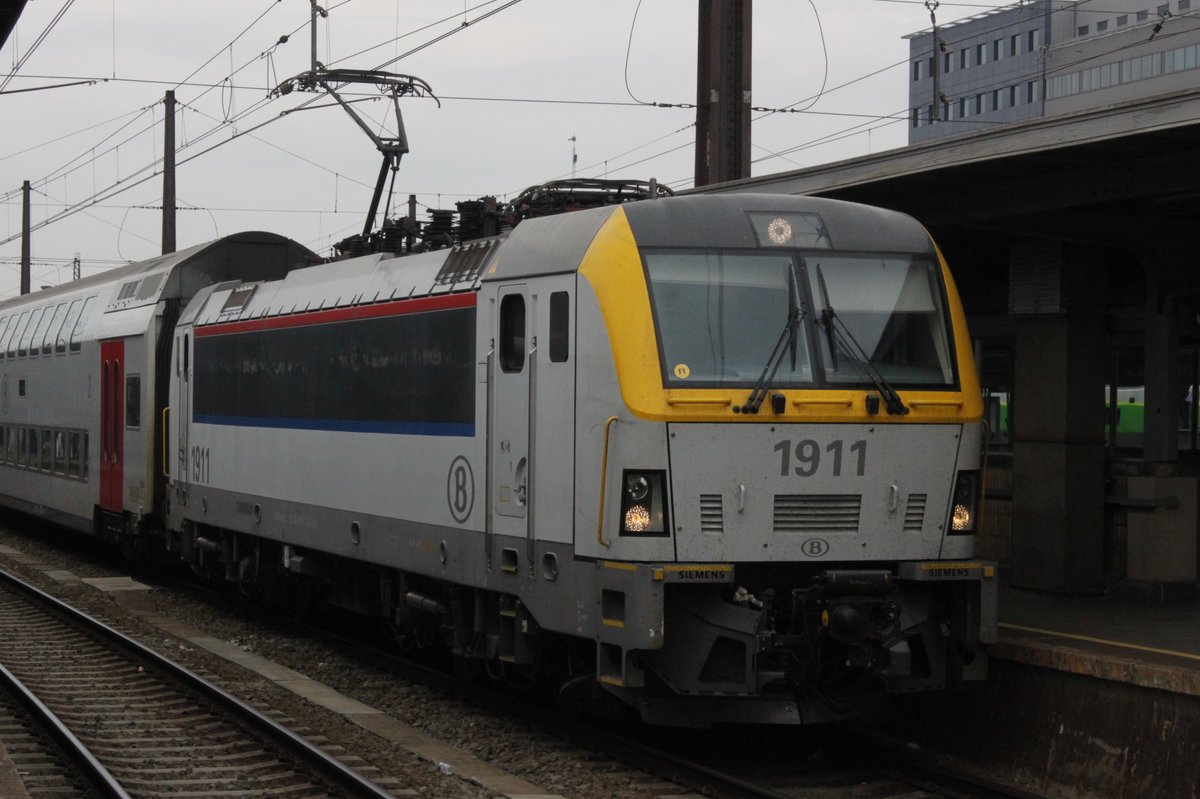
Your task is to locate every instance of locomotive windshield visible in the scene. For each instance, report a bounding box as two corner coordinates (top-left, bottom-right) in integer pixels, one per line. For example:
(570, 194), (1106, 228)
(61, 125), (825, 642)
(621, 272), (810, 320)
(644, 251), (814, 387)
(806, 255), (954, 387)
(644, 250), (954, 389)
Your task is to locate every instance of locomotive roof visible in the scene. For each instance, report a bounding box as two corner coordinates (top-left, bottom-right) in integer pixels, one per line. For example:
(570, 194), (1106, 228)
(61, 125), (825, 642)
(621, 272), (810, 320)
(621, 193), (935, 254)
(186, 195), (935, 327)
(482, 193), (934, 282)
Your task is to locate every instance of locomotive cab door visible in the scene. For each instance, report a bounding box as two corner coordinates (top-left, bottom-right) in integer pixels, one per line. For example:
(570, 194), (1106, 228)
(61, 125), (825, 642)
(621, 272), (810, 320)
(99, 339), (125, 513)
(491, 286), (532, 566)
(487, 280), (576, 573)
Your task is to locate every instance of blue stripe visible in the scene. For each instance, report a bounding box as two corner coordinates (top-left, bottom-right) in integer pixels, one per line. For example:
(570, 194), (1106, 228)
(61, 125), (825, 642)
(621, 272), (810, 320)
(193, 414), (475, 437)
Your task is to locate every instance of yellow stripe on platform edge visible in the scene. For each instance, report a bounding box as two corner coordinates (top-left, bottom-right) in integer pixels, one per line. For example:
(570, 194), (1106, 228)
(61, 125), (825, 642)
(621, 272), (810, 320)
(999, 622), (1200, 663)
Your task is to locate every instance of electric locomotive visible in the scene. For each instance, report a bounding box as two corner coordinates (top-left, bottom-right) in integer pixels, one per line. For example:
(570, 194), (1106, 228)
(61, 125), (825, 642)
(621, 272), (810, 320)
(0, 192), (996, 725)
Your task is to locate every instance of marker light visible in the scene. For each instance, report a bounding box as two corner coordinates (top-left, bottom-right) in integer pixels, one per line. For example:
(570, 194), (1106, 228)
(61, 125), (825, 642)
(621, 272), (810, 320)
(619, 470), (670, 537)
(949, 471), (980, 534)
(766, 217), (794, 245)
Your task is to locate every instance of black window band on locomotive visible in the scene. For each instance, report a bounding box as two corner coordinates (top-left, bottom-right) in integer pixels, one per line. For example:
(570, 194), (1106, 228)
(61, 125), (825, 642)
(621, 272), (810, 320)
(642, 248), (959, 392)
(192, 298), (477, 437)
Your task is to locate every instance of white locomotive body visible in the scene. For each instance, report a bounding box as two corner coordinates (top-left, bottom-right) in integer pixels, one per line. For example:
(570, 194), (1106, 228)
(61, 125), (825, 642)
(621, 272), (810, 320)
(1, 194), (996, 725)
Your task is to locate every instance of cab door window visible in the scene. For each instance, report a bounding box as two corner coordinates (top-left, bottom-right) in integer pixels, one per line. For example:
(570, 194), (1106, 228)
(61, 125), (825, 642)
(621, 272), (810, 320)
(499, 294), (526, 373)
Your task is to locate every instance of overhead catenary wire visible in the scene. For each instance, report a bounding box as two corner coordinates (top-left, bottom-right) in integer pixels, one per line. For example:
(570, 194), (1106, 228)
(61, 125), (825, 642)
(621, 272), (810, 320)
(0, 0), (532, 249)
(0, 0), (78, 94)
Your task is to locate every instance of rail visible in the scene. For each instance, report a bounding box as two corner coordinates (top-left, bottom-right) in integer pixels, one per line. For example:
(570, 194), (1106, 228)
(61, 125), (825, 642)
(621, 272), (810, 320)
(0, 660), (131, 799)
(0, 566), (396, 799)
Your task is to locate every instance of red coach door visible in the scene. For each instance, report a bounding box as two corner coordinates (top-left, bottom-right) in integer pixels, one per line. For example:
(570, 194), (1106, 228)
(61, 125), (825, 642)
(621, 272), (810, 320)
(99, 340), (124, 512)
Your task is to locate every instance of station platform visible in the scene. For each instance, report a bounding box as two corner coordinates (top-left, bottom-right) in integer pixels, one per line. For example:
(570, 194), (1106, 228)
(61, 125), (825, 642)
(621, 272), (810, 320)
(883, 575), (1200, 798)
(995, 580), (1200, 697)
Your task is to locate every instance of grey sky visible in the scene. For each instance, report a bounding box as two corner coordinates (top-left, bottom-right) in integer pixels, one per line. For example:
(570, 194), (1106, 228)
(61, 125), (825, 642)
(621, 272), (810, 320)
(0, 0), (985, 296)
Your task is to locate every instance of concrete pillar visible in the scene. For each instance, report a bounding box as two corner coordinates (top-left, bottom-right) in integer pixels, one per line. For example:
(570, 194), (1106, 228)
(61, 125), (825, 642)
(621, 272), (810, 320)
(1010, 315), (1106, 592)
(1142, 312), (1177, 462)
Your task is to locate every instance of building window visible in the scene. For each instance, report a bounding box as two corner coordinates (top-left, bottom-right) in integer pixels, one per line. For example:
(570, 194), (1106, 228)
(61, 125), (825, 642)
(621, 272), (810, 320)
(959, 48), (968, 69)
(928, 56), (935, 76)
(975, 93), (983, 114)
(1009, 85), (1018, 106)
(1117, 14), (1128, 25)
(1028, 29), (1039, 51)
(911, 108), (919, 128)
(1026, 80), (1037, 104)
(1097, 20), (1108, 32)
(1078, 24), (1089, 35)
(944, 52), (952, 73)
(928, 104), (936, 124)
(977, 43), (987, 65)
(914, 60), (922, 81)
(1010, 33), (1020, 56)
(958, 97), (967, 118)
(992, 88), (1001, 110)
(1137, 10), (1149, 21)
(993, 39), (1002, 61)
(1181, 0), (1192, 11)
(1158, 4), (1169, 14)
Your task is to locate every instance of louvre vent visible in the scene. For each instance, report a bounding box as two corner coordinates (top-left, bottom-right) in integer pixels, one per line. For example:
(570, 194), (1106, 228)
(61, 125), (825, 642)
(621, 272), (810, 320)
(116, 280), (140, 301)
(135, 273), (165, 300)
(434, 239), (497, 285)
(774, 494), (861, 534)
(699, 494), (724, 534)
(904, 493), (927, 533)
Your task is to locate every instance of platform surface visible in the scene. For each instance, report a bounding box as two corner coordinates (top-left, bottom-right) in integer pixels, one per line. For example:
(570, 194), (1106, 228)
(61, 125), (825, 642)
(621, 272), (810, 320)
(995, 579), (1200, 696)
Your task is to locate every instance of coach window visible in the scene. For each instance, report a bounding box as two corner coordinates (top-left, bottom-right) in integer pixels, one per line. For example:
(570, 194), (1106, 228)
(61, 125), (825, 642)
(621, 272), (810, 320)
(500, 294), (526, 373)
(5, 311), (28, 359)
(549, 291), (569, 363)
(126, 374), (141, 428)
(29, 307), (54, 358)
(41, 302), (67, 355)
(68, 432), (82, 478)
(69, 296), (95, 353)
(40, 429), (52, 471)
(14, 310), (37, 357)
(17, 428), (27, 466)
(19, 307), (44, 357)
(54, 431), (66, 475)
(55, 299), (82, 353)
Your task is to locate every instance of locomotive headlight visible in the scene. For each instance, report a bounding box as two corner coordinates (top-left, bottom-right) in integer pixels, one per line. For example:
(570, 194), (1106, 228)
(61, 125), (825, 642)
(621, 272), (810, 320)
(949, 470), (980, 534)
(624, 504), (652, 532)
(620, 471), (670, 536)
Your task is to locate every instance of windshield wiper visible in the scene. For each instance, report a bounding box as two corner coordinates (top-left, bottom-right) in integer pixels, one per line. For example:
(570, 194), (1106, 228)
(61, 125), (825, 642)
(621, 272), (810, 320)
(815, 265), (909, 416)
(738, 268), (801, 415)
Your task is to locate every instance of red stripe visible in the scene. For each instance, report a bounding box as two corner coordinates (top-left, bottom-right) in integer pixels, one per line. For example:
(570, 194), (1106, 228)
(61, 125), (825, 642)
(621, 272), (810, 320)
(195, 291), (476, 337)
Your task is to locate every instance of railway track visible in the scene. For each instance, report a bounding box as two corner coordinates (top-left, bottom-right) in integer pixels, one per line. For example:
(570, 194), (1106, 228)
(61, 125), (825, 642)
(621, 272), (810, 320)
(0, 683), (103, 799)
(0, 530), (1044, 799)
(182, 581), (1039, 799)
(0, 566), (396, 799)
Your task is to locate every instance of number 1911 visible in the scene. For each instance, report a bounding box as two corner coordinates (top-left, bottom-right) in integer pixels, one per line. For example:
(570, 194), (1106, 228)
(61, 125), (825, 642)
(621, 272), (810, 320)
(774, 439), (866, 477)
